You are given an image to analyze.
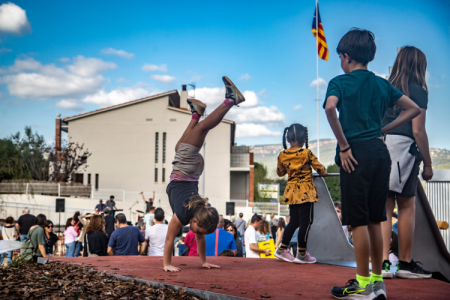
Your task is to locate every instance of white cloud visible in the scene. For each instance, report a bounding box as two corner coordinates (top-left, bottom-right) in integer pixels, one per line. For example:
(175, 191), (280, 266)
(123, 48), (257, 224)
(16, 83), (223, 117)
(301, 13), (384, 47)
(82, 85), (162, 108)
(1, 56), (117, 100)
(59, 57), (70, 63)
(309, 77), (327, 88)
(101, 48), (135, 60)
(55, 99), (84, 110)
(241, 91), (260, 108)
(0, 3), (31, 35)
(0, 47), (12, 54)
(150, 74), (175, 84)
(236, 123), (282, 138)
(374, 72), (388, 79)
(2, 100), (22, 105)
(142, 63), (168, 73)
(116, 77), (129, 83)
(239, 74), (252, 82)
(228, 105), (285, 125)
(294, 104), (302, 110)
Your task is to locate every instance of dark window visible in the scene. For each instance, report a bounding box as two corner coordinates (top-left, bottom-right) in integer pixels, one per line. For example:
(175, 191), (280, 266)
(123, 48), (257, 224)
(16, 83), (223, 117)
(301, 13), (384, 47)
(155, 132), (159, 163)
(162, 168), (165, 182)
(75, 174), (83, 184)
(95, 174), (99, 190)
(155, 168), (158, 182)
(163, 132), (166, 163)
(87, 174), (91, 185)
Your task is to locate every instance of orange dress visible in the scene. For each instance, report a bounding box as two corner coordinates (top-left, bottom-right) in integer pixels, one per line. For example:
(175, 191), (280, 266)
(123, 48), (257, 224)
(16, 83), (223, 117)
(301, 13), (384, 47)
(277, 148), (326, 205)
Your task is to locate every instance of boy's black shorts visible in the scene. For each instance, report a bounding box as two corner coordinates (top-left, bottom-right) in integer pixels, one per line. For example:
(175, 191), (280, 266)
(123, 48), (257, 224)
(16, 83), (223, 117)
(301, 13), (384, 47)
(340, 138), (391, 226)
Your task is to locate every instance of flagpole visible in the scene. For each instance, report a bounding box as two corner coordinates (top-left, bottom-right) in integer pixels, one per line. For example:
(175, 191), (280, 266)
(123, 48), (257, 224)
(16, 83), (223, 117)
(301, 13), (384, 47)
(315, 0), (320, 161)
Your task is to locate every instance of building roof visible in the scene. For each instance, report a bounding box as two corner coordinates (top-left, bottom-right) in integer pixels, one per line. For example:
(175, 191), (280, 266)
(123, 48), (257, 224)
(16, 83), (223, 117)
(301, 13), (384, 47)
(63, 90), (179, 122)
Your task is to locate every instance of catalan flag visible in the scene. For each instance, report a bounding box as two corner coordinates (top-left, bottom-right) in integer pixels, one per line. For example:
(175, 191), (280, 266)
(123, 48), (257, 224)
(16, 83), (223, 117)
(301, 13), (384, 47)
(312, 2), (329, 61)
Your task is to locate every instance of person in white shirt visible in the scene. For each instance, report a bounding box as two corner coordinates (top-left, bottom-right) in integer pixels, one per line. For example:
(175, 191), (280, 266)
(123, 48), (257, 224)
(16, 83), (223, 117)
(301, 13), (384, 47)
(145, 208), (169, 256)
(144, 206), (156, 229)
(245, 214), (271, 258)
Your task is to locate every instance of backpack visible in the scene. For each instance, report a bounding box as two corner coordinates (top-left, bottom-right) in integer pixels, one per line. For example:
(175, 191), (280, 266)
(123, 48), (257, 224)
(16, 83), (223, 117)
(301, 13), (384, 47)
(73, 221), (81, 235)
(20, 227), (39, 262)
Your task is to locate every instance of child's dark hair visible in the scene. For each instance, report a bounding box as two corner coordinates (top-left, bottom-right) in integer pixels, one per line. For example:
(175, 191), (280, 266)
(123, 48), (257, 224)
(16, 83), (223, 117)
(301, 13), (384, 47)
(282, 124), (308, 150)
(337, 28), (376, 65)
(219, 249), (236, 257)
(185, 195), (219, 233)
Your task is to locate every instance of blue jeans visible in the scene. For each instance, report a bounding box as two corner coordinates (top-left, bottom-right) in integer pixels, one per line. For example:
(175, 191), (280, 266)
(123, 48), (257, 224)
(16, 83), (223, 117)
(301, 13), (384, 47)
(0, 251), (13, 265)
(74, 242), (83, 257)
(20, 234), (28, 242)
(65, 241), (76, 257)
(289, 242), (298, 257)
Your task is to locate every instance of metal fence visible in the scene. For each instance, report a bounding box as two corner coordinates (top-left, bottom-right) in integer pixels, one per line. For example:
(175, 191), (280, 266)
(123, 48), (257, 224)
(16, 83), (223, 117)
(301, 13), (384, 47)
(426, 181), (450, 251)
(0, 182), (91, 198)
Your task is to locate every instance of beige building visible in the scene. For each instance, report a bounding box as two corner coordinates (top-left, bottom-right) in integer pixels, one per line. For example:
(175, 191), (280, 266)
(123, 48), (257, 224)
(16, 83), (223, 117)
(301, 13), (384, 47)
(56, 85), (254, 215)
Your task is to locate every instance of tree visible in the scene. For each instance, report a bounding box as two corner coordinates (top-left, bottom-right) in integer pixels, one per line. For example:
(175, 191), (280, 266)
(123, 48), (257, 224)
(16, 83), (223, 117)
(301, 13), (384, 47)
(9, 126), (51, 181)
(254, 162), (269, 201)
(49, 141), (92, 183)
(0, 138), (29, 181)
(324, 164), (340, 202)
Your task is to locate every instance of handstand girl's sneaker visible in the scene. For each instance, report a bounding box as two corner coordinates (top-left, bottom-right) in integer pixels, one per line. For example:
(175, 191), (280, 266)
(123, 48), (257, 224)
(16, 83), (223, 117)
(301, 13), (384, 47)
(222, 76), (245, 106)
(395, 260), (432, 279)
(382, 260), (393, 279)
(294, 251), (316, 264)
(331, 279), (376, 300)
(187, 99), (206, 116)
(274, 249), (296, 262)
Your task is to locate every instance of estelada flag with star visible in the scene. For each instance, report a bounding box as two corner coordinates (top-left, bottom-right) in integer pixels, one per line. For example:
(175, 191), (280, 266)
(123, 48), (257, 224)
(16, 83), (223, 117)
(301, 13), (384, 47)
(312, 1), (329, 61)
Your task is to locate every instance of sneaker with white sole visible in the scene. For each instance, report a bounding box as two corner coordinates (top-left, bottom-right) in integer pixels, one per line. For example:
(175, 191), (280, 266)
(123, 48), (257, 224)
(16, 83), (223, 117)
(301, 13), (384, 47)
(187, 99), (206, 116)
(331, 279), (376, 299)
(294, 251), (316, 264)
(222, 76), (245, 106)
(382, 260), (393, 279)
(372, 280), (387, 300)
(395, 260), (432, 279)
(274, 249), (296, 262)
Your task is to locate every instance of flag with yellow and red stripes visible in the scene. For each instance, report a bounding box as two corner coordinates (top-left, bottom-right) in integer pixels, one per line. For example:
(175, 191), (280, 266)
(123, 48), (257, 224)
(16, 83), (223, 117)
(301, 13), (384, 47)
(312, 2), (329, 61)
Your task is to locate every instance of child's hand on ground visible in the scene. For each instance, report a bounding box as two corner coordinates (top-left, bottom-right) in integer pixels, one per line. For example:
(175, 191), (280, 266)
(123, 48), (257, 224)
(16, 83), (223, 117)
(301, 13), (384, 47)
(201, 262), (221, 269)
(163, 265), (180, 272)
(340, 149), (358, 173)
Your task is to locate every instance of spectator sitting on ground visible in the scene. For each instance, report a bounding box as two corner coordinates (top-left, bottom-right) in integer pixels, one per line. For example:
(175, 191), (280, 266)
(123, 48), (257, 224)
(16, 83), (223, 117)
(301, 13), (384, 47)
(16, 207), (36, 242)
(175, 236), (186, 256)
(27, 214), (48, 262)
(107, 214), (146, 256)
(219, 249), (236, 257)
(145, 208), (169, 256)
(103, 208), (115, 240)
(256, 219), (271, 241)
(44, 220), (59, 257)
(225, 223), (243, 257)
(234, 213), (246, 238)
(144, 206), (156, 229)
(84, 215), (108, 257)
(205, 218), (237, 256)
(95, 200), (106, 215)
(334, 202), (350, 240)
(1, 216), (17, 265)
(245, 214), (271, 258)
(184, 230), (198, 256)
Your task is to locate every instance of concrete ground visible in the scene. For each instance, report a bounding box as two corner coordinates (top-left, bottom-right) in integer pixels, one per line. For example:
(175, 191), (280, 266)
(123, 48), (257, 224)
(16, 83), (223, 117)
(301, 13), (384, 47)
(48, 256), (450, 300)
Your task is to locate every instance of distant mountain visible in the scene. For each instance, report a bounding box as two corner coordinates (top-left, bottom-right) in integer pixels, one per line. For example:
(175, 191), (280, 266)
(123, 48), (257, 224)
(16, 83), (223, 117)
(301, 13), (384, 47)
(253, 139), (450, 179)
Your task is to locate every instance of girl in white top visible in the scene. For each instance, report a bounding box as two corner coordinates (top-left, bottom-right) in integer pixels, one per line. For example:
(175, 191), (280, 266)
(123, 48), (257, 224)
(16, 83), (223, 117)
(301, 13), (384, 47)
(1, 216), (17, 265)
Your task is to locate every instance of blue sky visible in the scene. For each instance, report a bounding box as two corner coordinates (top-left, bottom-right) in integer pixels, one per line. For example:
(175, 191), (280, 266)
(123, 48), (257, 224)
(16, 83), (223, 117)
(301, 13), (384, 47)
(0, 0), (449, 149)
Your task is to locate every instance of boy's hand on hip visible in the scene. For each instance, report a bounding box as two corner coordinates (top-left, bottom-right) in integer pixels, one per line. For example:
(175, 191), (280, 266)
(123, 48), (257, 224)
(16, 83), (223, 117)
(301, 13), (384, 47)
(340, 150), (358, 173)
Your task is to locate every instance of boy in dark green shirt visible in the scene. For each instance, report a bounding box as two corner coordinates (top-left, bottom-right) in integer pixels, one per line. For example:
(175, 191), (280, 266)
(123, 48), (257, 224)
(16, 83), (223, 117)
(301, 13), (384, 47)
(324, 28), (420, 300)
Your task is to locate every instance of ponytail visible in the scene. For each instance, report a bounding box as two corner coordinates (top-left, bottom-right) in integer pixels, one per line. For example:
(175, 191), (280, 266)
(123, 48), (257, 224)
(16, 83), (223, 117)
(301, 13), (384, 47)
(282, 127), (289, 150)
(185, 195), (219, 233)
(305, 127), (309, 149)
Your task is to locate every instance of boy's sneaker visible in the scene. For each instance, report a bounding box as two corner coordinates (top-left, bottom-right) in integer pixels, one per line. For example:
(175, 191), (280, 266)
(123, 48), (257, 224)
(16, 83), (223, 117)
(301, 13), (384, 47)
(222, 76), (245, 106)
(372, 281), (387, 300)
(395, 260), (432, 279)
(294, 251), (316, 264)
(187, 99), (206, 116)
(382, 260), (393, 279)
(274, 249), (295, 262)
(331, 279), (376, 299)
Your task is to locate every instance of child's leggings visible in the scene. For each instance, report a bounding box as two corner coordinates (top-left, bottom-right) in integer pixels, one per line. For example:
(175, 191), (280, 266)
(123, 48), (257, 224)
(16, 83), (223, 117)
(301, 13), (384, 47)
(281, 202), (314, 248)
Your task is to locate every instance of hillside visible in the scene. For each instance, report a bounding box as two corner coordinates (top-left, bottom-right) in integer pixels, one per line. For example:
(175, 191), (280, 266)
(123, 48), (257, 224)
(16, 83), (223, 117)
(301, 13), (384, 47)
(253, 139), (450, 179)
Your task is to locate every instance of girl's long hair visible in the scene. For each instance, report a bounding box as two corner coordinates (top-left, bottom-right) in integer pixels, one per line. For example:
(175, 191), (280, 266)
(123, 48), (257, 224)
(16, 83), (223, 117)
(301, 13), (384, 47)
(258, 219), (271, 235)
(65, 217), (73, 230)
(283, 124), (309, 150)
(86, 215), (105, 234)
(185, 195), (219, 234)
(277, 218), (286, 230)
(389, 46), (428, 96)
(225, 223), (239, 240)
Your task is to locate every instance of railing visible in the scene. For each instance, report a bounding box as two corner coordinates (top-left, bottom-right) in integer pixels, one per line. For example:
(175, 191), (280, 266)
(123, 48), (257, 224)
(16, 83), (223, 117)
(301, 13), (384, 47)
(0, 182), (91, 198)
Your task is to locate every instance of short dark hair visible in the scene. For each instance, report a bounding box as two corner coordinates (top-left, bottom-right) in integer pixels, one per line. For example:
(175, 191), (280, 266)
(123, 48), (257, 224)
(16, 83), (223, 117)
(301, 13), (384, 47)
(154, 208), (165, 221)
(337, 28), (376, 65)
(110, 195), (114, 198)
(35, 214), (47, 228)
(115, 213), (127, 224)
(239, 213), (243, 218)
(334, 202), (342, 210)
(99, 199), (103, 202)
(147, 206), (156, 213)
(219, 249), (236, 257)
(6, 216), (14, 224)
(251, 214), (262, 224)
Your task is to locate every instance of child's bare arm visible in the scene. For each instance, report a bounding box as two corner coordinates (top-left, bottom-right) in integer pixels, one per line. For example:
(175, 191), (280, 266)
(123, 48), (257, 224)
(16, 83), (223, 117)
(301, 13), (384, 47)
(163, 215), (182, 272)
(325, 96), (357, 173)
(197, 233), (220, 269)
